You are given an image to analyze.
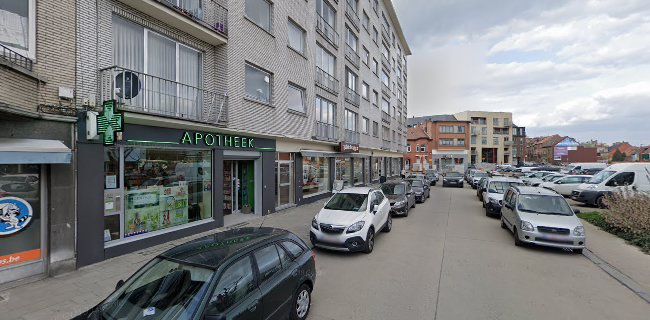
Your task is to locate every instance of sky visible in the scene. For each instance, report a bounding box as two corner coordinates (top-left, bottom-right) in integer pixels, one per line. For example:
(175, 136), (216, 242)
(393, 0), (650, 145)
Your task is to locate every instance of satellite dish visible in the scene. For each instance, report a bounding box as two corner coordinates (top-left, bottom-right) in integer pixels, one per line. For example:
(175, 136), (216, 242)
(115, 71), (141, 99)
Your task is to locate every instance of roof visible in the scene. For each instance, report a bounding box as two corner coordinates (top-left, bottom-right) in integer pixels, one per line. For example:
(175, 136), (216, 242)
(340, 186), (375, 194)
(406, 127), (431, 140)
(407, 114), (459, 127)
(513, 186), (558, 196)
(159, 227), (290, 268)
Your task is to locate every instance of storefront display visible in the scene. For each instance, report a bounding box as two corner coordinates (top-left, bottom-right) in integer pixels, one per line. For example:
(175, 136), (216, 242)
(303, 157), (329, 196)
(335, 158), (351, 186)
(353, 158), (363, 185)
(372, 158), (380, 181)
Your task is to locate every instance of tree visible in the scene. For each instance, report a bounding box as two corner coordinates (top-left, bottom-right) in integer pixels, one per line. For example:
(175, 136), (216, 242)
(612, 149), (626, 162)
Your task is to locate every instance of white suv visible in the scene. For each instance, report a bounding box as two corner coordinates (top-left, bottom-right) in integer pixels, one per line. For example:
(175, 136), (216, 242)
(310, 187), (392, 254)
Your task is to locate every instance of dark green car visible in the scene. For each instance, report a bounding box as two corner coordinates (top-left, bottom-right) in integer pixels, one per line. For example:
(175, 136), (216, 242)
(76, 227), (316, 320)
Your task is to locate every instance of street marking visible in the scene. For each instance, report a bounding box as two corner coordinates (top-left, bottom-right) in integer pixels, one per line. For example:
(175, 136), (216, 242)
(583, 248), (650, 304)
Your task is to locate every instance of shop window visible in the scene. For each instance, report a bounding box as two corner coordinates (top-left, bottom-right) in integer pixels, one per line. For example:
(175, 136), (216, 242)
(353, 158), (363, 185)
(372, 158), (380, 180)
(335, 158), (352, 186)
(303, 156), (330, 196)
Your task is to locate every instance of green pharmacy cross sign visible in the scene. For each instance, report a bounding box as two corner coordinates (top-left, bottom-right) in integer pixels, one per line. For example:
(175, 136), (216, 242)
(97, 100), (123, 145)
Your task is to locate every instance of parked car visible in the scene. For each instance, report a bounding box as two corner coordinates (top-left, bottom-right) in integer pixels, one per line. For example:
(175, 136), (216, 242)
(471, 171), (490, 189)
(75, 227), (316, 320)
(424, 170), (439, 186)
(528, 173), (565, 187)
(577, 168), (603, 176)
(465, 169), (479, 183)
(405, 178), (430, 202)
(541, 175), (592, 197)
(572, 163), (650, 208)
(481, 177), (524, 217)
(531, 166), (562, 172)
(561, 162), (607, 174)
(520, 171), (554, 185)
(381, 181), (416, 216)
(310, 187), (391, 253)
(476, 177), (489, 202)
(501, 186), (585, 253)
(443, 172), (464, 188)
(406, 173), (431, 187)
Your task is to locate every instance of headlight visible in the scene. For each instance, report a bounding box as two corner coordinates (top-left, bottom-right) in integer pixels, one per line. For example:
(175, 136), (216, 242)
(394, 200), (406, 207)
(521, 221), (535, 232)
(587, 185), (597, 190)
(415, 191), (423, 195)
(489, 197), (499, 204)
(311, 218), (319, 230)
(573, 226), (585, 236)
(347, 221), (365, 233)
(443, 178), (448, 182)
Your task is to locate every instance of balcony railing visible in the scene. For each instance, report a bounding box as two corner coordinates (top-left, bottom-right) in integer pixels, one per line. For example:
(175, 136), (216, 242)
(381, 83), (391, 96)
(100, 66), (227, 124)
(345, 44), (360, 69)
(345, 2), (360, 30)
(381, 140), (391, 150)
(158, 0), (227, 35)
(381, 111), (391, 124)
(315, 67), (339, 94)
(1, 44), (33, 71)
(344, 129), (360, 144)
(381, 26), (390, 43)
(316, 15), (339, 47)
(504, 141), (512, 146)
(313, 121), (339, 142)
(397, 77), (402, 88)
(381, 54), (391, 69)
(345, 87), (360, 107)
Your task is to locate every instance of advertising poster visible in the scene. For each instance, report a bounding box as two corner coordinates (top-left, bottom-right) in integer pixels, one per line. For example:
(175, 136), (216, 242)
(0, 196), (41, 268)
(125, 187), (160, 236)
(159, 185), (189, 228)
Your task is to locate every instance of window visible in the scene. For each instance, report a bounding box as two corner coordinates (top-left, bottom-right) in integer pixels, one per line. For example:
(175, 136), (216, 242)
(372, 26), (379, 43)
(316, 45), (336, 76)
(470, 136), (476, 144)
(606, 172), (635, 187)
(397, 111), (402, 121)
(281, 240), (305, 258)
(481, 136), (487, 145)
(287, 83), (305, 113)
(254, 245), (283, 282)
(421, 145), (427, 152)
(372, 90), (379, 105)
(245, 63), (272, 104)
(335, 158), (352, 185)
(288, 20), (305, 53)
(457, 126), (465, 133)
(440, 139), (453, 146)
(504, 118), (510, 126)
(245, 0), (272, 32)
(372, 58), (379, 75)
(381, 70), (390, 87)
(481, 127), (487, 135)
(212, 257), (256, 312)
(381, 98), (390, 114)
(354, 157), (363, 185)
(362, 117), (369, 134)
(415, 145), (420, 152)
(439, 126), (454, 133)
(362, 11), (369, 30)
(382, 42), (390, 59)
(372, 0), (378, 13)
(303, 156), (330, 196)
(471, 126), (476, 134)
(346, 69), (358, 91)
(457, 139), (465, 146)
(407, 144), (411, 152)
(315, 96), (336, 124)
(493, 137), (499, 145)
(372, 121), (379, 137)
(317, 0), (336, 28)
(277, 245), (292, 267)
(0, 0), (35, 58)
(345, 109), (358, 131)
(493, 118), (499, 126)
(361, 82), (369, 99)
(345, 27), (358, 52)
(362, 46), (370, 65)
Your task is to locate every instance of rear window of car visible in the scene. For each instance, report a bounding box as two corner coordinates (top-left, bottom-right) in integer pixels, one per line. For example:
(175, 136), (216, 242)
(281, 240), (305, 258)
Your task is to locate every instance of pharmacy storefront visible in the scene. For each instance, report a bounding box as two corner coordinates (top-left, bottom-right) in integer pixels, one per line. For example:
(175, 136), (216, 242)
(76, 109), (276, 267)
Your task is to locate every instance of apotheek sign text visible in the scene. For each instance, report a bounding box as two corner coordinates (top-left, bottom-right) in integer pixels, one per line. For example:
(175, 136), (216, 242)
(181, 131), (254, 149)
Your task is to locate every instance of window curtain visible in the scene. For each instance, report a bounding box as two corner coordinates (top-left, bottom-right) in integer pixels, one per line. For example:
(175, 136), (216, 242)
(178, 46), (202, 119)
(0, 1), (29, 51)
(147, 32), (176, 116)
(112, 15), (144, 107)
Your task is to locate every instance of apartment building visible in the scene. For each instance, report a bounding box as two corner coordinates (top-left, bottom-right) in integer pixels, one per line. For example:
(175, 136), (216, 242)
(70, 0), (409, 267)
(512, 124), (526, 165)
(454, 111), (514, 165)
(406, 115), (470, 173)
(404, 126), (432, 172)
(0, 0), (76, 284)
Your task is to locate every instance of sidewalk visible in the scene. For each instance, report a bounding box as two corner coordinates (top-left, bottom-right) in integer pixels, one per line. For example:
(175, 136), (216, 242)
(0, 199), (327, 320)
(581, 219), (650, 296)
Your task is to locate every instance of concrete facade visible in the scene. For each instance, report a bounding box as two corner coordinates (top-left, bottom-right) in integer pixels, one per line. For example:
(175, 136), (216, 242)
(454, 111), (514, 165)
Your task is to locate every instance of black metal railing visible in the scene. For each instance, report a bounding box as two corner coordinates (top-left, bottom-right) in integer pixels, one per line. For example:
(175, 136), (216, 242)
(316, 15), (339, 47)
(158, 0), (228, 36)
(100, 66), (227, 124)
(313, 121), (339, 141)
(345, 44), (360, 69)
(345, 87), (360, 107)
(1, 44), (33, 71)
(315, 67), (339, 94)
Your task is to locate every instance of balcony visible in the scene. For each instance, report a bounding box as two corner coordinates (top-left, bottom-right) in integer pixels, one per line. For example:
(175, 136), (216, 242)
(345, 44), (360, 69)
(345, 87), (360, 107)
(344, 129), (360, 144)
(345, 2), (360, 30)
(381, 26), (390, 43)
(316, 15), (339, 47)
(100, 66), (227, 124)
(504, 141), (512, 146)
(1, 44), (33, 72)
(116, 0), (227, 45)
(381, 83), (391, 96)
(381, 54), (391, 69)
(381, 111), (391, 124)
(315, 67), (339, 94)
(313, 121), (339, 142)
(381, 140), (391, 150)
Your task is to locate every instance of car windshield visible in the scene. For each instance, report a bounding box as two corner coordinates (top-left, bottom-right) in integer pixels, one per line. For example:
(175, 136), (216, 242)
(517, 195), (574, 215)
(474, 172), (489, 178)
(96, 258), (214, 320)
(407, 180), (424, 187)
(488, 181), (523, 194)
(588, 170), (616, 184)
(446, 172), (462, 177)
(324, 192), (369, 212)
(549, 175), (565, 182)
(381, 184), (405, 195)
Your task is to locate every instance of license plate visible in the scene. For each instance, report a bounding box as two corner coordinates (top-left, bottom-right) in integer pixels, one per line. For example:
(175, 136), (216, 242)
(320, 233), (339, 242)
(542, 234), (566, 241)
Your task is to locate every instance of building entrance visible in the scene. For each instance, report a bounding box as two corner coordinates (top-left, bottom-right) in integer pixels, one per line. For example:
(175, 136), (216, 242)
(223, 160), (255, 215)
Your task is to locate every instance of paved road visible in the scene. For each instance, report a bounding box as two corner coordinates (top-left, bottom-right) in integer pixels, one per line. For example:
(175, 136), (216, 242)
(302, 184), (650, 320)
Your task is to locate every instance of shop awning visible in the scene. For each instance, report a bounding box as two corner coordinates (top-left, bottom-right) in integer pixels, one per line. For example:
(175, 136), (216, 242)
(0, 138), (72, 164)
(300, 150), (368, 158)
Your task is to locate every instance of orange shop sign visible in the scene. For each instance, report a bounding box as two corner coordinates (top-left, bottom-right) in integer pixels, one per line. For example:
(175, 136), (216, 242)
(0, 249), (41, 268)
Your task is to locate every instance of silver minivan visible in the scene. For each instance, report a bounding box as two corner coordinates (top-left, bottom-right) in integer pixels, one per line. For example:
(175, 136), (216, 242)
(501, 186), (585, 253)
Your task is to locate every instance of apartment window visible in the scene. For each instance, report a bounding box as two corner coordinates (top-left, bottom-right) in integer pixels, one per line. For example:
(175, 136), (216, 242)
(362, 11), (369, 30)
(315, 45), (336, 75)
(362, 46), (370, 65)
(457, 139), (465, 146)
(381, 70), (389, 87)
(481, 136), (487, 145)
(481, 127), (487, 135)
(381, 98), (390, 114)
(362, 117), (369, 134)
(372, 0), (378, 13)
(396, 65), (402, 79)
(440, 139), (453, 146)
(346, 69), (358, 91)
(471, 126), (476, 134)
(382, 12), (391, 32)
(361, 82), (369, 99)
(504, 118), (510, 126)
(493, 118), (499, 126)
(382, 42), (390, 59)
(392, 106), (396, 118)
(345, 109), (358, 131)
(372, 90), (379, 105)
(372, 26), (379, 44)
(315, 96), (336, 124)
(372, 121), (379, 137)
(317, 0), (336, 27)
(245, 63), (272, 104)
(0, 0), (35, 58)
(416, 145), (420, 152)
(439, 126), (454, 133)
(287, 20), (305, 53)
(493, 137), (499, 145)
(457, 126), (465, 133)
(397, 111), (402, 121)
(345, 27), (358, 52)
(372, 58), (379, 75)
(421, 145), (427, 152)
(407, 145), (411, 152)
(471, 136), (476, 144)
(245, 0), (272, 32)
(287, 83), (305, 113)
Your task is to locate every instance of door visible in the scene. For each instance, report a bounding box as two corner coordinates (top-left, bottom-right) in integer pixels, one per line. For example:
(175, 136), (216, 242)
(276, 161), (294, 209)
(372, 191), (389, 228)
(254, 244), (295, 320)
(206, 255), (262, 320)
(501, 190), (514, 227)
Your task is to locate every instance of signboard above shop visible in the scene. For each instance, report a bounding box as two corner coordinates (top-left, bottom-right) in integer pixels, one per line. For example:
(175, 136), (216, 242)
(339, 142), (360, 153)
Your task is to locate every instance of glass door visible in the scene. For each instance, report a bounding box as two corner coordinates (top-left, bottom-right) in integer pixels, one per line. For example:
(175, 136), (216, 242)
(276, 161), (294, 209)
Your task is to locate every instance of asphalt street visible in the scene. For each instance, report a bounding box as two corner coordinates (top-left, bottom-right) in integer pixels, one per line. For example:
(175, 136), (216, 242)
(301, 184), (650, 320)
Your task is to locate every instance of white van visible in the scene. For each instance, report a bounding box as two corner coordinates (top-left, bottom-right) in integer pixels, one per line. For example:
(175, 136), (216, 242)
(571, 163), (650, 207)
(561, 162), (607, 174)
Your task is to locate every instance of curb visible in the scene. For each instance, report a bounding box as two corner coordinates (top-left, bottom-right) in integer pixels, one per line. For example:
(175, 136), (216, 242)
(583, 248), (650, 304)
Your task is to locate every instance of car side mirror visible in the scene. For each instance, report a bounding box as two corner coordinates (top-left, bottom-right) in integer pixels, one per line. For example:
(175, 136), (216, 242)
(573, 208), (581, 214)
(372, 205), (379, 214)
(115, 279), (125, 290)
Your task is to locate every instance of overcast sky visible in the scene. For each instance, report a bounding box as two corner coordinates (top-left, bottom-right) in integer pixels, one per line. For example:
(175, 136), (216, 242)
(393, 0), (650, 145)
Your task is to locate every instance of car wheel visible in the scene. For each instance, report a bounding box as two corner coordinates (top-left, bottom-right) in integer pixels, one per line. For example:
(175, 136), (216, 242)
(292, 284), (311, 320)
(433, 181), (437, 186)
(383, 215), (392, 232)
(411, 201), (416, 208)
(513, 227), (523, 247)
(573, 248), (583, 254)
(364, 229), (375, 254)
(482, 201), (485, 208)
(501, 218), (507, 229)
(596, 195), (608, 209)
(404, 207), (409, 217)
(485, 208), (491, 217)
